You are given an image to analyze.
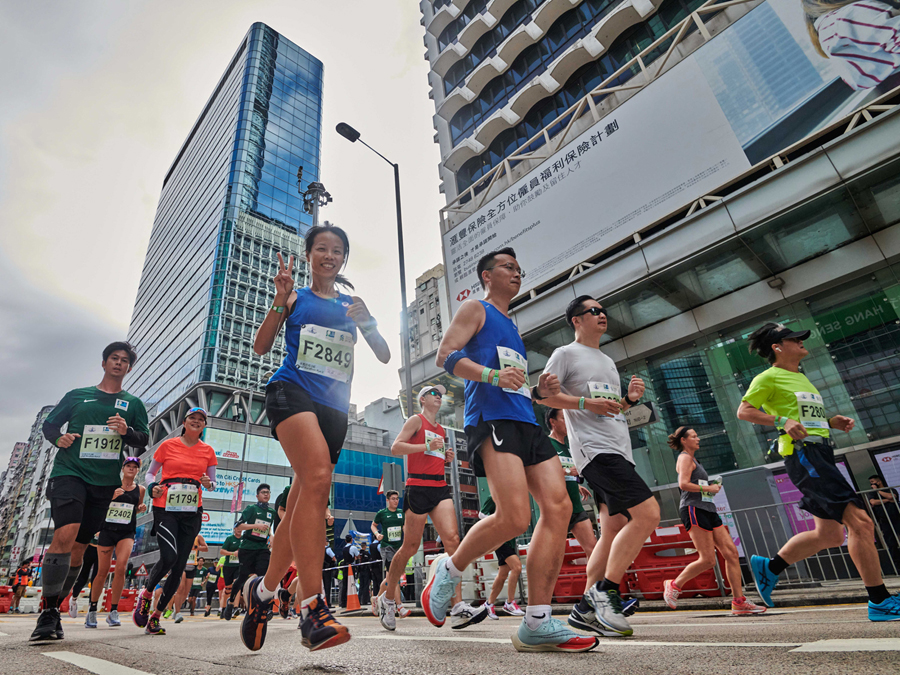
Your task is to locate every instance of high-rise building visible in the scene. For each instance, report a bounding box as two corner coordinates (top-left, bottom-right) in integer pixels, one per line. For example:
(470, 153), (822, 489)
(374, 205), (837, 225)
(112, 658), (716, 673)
(126, 23), (323, 416)
(407, 264), (449, 361)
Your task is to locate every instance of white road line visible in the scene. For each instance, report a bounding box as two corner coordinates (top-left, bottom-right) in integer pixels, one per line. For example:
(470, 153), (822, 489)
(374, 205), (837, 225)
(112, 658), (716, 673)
(791, 638), (900, 652)
(0, 631), (7, 636)
(634, 619), (868, 629)
(355, 635), (800, 648)
(43, 652), (155, 675)
(639, 605), (863, 619)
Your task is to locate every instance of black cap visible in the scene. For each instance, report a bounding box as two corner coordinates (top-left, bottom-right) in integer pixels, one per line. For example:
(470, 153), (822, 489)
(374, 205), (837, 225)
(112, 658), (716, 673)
(764, 323), (811, 346)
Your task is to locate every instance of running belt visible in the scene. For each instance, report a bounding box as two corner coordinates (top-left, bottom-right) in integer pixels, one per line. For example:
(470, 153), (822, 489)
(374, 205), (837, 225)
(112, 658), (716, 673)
(408, 473), (446, 481)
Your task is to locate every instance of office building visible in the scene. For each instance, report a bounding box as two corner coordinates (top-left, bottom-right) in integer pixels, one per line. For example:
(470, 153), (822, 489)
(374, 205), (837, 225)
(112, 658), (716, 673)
(407, 264), (450, 362)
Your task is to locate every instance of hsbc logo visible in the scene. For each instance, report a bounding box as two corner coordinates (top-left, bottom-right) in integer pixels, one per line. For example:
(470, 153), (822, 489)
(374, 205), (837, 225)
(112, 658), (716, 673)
(457, 289), (471, 302)
(223, 451), (239, 459)
(881, 456), (894, 462)
(202, 512), (210, 522)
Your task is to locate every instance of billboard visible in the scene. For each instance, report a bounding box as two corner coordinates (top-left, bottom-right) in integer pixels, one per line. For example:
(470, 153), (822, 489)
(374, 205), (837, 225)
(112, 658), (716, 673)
(773, 462), (854, 538)
(874, 448), (900, 489)
(443, 0), (899, 315)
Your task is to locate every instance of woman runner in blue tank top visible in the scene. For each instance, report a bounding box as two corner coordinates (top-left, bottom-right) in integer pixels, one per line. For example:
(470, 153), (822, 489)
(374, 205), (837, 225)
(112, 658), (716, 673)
(242, 225), (390, 653)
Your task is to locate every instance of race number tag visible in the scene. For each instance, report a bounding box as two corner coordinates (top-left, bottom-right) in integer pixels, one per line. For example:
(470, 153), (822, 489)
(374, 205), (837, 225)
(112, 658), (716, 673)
(588, 382), (626, 423)
(187, 551), (197, 566)
(80, 425), (123, 460)
(192, 575), (202, 587)
(387, 526), (402, 543)
(105, 501), (134, 524)
(228, 552), (239, 564)
(558, 455), (578, 481)
(496, 347), (531, 398)
(295, 324), (354, 382)
(250, 518), (270, 539)
(165, 484), (199, 512)
(796, 392), (828, 430)
(424, 430), (445, 460)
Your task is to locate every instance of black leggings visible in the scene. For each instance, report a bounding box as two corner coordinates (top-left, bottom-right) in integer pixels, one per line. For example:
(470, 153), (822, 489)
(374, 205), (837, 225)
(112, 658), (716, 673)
(144, 507), (202, 610)
(71, 545), (99, 598)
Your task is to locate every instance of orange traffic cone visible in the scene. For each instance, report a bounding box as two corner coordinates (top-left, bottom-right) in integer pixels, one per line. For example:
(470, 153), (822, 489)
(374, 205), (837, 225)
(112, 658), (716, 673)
(346, 565), (361, 611)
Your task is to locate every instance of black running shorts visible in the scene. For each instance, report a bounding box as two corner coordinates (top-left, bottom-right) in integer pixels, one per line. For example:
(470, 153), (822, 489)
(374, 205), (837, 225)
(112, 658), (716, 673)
(47, 475), (118, 544)
(189, 585), (201, 597)
(680, 506), (723, 533)
(465, 418), (557, 478)
(222, 566), (240, 587)
(265, 380), (348, 464)
(784, 438), (864, 523)
(495, 539), (518, 566)
(403, 484), (452, 515)
(184, 568), (196, 580)
(580, 453), (653, 519)
(238, 547), (271, 578)
(97, 529), (135, 548)
(568, 509), (591, 533)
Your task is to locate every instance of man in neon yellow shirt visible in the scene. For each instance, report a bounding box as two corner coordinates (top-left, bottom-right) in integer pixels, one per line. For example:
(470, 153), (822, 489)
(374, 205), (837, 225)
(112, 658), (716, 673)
(737, 322), (899, 621)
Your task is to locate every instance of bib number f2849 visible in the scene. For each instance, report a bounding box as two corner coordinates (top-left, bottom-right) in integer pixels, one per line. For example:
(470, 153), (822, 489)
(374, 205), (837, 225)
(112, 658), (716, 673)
(80, 425), (123, 460)
(296, 324), (354, 382)
(165, 484), (199, 512)
(496, 347), (531, 398)
(105, 501), (134, 524)
(796, 392), (828, 430)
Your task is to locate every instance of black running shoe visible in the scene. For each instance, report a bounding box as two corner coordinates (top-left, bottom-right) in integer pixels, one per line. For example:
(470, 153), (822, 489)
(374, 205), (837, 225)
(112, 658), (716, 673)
(299, 595), (350, 651)
(221, 602), (234, 621)
(278, 589), (291, 620)
(30, 608), (60, 642)
(240, 577), (274, 652)
(145, 615), (166, 635)
(55, 614), (65, 640)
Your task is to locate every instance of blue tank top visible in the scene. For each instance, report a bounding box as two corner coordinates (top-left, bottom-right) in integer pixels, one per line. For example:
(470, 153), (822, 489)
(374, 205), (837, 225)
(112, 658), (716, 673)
(462, 301), (537, 427)
(269, 287), (358, 413)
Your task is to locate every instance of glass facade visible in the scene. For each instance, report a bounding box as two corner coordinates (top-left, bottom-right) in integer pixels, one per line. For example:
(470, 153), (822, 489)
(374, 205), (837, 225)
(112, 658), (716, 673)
(127, 23), (322, 414)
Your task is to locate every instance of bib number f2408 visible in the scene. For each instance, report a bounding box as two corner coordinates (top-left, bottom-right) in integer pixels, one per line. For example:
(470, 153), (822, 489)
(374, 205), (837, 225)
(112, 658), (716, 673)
(80, 425), (123, 460)
(296, 324), (354, 382)
(105, 501), (134, 524)
(796, 392), (828, 430)
(496, 347), (530, 398)
(165, 484), (199, 512)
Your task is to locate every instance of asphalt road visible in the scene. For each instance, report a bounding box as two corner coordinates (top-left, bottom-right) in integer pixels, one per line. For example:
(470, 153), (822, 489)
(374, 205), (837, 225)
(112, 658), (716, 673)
(2, 604), (899, 675)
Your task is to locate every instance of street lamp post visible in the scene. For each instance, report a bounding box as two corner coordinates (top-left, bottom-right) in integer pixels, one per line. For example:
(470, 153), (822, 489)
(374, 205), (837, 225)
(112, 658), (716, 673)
(335, 123), (414, 420)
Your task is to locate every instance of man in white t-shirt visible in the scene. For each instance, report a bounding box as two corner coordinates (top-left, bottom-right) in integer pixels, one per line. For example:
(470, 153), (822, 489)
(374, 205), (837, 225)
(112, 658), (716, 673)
(541, 295), (659, 638)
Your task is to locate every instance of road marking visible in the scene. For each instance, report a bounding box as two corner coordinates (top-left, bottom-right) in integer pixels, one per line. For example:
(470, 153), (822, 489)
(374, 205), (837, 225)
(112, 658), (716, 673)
(43, 652), (155, 675)
(355, 635), (800, 648)
(634, 619), (868, 629)
(0, 631), (7, 636)
(791, 638), (900, 652)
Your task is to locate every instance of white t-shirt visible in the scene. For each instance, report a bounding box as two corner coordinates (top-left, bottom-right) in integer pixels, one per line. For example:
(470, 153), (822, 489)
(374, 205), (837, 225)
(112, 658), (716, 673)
(543, 341), (633, 469)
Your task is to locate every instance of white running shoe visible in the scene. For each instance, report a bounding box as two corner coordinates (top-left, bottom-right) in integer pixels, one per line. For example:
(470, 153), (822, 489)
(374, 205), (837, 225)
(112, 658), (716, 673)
(106, 610), (121, 627)
(663, 580), (680, 610)
(503, 601), (525, 616)
(68, 598), (78, 618)
(484, 602), (499, 620)
(450, 602), (489, 629)
(371, 594), (380, 617)
(397, 604), (411, 619)
(378, 593), (396, 631)
(583, 586), (633, 636)
(173, 612), (184, 624)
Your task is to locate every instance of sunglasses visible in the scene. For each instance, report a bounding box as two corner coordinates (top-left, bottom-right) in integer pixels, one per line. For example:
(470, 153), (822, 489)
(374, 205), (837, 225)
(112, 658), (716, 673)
(124, 457), (141, 466)
(425, 391), (442, 397)
(574, 307), (607, 318)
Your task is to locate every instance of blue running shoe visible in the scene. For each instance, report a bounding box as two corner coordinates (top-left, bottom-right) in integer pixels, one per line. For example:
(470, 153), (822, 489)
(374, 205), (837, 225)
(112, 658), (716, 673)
(622, 597), (639, 617)
(869, 593), (900, 621)
(512, 617), (600, 653)
(421, 553), (459, 627)
(750, 555), (778, 608)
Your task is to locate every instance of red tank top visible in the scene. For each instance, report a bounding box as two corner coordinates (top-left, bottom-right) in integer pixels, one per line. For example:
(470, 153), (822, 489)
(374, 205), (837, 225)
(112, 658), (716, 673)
(406, 414), (447, 487)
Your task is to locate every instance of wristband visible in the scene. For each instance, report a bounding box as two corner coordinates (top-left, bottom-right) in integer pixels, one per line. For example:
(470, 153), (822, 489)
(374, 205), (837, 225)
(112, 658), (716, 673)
(531, 385), (544, 401)
(482, 367), (492, 383)
(623, 393), (639, 406)
(56, 436), (64, 448)
(270, 304), (285, 314)
(491, 370), (501, 386)
(578, 397), (586, 410)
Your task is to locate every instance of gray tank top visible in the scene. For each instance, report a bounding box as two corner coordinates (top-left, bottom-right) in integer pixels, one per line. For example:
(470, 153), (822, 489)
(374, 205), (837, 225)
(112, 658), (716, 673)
(679, 452), (716, 512)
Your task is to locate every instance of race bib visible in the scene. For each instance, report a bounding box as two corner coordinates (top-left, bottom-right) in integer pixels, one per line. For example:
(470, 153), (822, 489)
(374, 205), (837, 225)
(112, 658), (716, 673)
(588, 382), (626, 423)
(496, 346), (531, 398)
(697, 478), (720, 503)
(187, 551), (197, 566)
(559, 455), (578, 481)
(796, 392), (828, 430)
(250, 518), (270, 538)
(208, 572), (218, 583)
(387, 526), (402, 542)
(165, 483), (199, 512)
(105, 501), (134, 524)
(80, 425), (123, 460)
(424, 430), (445, 460)
(228, 552), (239, 564)
(192, 574), (202, 586)
(295, 324), (354, 382)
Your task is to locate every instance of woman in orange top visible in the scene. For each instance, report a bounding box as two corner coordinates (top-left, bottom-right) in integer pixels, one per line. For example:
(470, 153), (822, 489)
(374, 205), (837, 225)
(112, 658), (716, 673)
(131, 407), (217, 636)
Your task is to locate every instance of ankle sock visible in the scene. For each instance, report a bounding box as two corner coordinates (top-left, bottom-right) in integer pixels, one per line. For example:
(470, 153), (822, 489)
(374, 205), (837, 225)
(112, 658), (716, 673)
(89, 601), (98, 612)
(446, 558), (463, 579)
(256, 578), (277, 602)
(768, 554), (789, 576)
(524, 604), (551, 630)
(110, 604), (118, 612)
(732, 596), (746, 604)
(598, 577), (619, 592)
(576, 596), (591, 613)
(300, 594), (318, 620)
(866, 584), (890, 605)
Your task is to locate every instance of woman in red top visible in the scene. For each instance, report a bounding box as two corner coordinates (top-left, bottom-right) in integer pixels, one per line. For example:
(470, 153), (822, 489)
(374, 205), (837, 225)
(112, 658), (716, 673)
(131, 407), (216, 635)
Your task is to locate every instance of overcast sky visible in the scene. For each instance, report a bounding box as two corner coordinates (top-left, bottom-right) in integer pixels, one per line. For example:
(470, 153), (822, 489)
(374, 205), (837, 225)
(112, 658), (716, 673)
(0, 1), (445, 469)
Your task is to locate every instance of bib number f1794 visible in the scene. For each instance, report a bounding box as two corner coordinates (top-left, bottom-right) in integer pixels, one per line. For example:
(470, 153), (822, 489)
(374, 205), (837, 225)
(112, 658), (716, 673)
(166, 484), (199, 512)
(296, 324), (354, 382)
(80, 425), (123, 460)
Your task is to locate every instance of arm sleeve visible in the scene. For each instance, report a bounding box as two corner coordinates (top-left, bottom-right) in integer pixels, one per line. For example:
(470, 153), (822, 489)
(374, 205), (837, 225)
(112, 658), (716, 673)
(124, 400), (150, 449)
(144, 459), (162, 485)
(205, 466), (216, 485)
(742, 371), (773, 409)
(43, 390), (75, 444)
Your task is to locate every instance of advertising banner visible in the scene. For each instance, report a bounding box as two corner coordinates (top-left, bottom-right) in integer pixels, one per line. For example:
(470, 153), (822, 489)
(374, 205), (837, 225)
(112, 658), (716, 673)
(774, 462), (854, 539)
(200, 510), (238, 545)
(874, 448), (900, 490)
(443, 0), (895, 315)
(209, 469), (289, 506)
(712, 486), (744, 558)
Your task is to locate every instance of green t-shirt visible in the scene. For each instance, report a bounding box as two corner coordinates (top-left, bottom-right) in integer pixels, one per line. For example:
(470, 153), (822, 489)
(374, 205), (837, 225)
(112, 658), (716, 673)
(373, 508), (404, 548)
(479, 495), (517, 551)
(742, 366), (830, 457)
(238, 503), (275, 550)
(192, 567), (208, 587)
(47, 387), (149, 486)
(549, 437), (584, 515)
(273, 484), (290, 532)
(220, 535), (242, 567)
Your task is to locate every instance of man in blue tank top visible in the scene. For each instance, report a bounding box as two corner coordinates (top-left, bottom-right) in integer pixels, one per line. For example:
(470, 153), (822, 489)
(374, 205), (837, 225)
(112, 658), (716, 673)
(427, 247), (599, 654)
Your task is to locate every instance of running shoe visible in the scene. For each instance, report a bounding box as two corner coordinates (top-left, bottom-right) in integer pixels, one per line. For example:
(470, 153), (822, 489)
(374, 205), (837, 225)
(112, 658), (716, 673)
(731, 598), (767, 615)
(451, 602), (488, 629)
(371, 594), (380, 617)
(145, 615), (166, 635)
(278, 589), (291, 620)
(204, 606), (212, 617)
(132, 589), (152, 628)
(68, 598), (78, 618)
(663, 579), (680, 609)
(485, 602), (499, 620)
(240, 577), (274, 652)
(107, 610), (121, 627)
(580, 585), (633, 637)
(85, 610), (98, 628)
(173, 612), (184, 624)
(868, 593), (900, 621)
(29, 607), (61, 642)
(221, 602), (234, 621)
(568, 599), (626, 637)
(378, 593), (396, 631)
(622, 597), (639, 617)
(503, 600), (525, 616)
(397, 603), (411, 619)
(511, 617), (600, 653)
(163, 608), (173, 620)
(55, 614), (65, 640)
(421, 553), (459, 627)
(299, 595), (351, 651)
(233, 607), (244, 619)
(750, 555), (779, 608)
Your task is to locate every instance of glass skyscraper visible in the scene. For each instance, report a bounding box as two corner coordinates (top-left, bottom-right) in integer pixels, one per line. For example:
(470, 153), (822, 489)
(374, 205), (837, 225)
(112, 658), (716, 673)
(127, 23), (323, 415)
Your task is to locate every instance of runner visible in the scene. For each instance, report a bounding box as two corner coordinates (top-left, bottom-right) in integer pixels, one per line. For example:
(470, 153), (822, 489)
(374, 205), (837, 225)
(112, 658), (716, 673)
(662, 427), (766, 615)
(478, 495), (524, 620)
(171, 534), (208, 623)
(431, 248), (598, 653)
(204, 559), (221, 617)
(239, 225), (391, 652)
(218, 528), (242, 619)
(10, 560), (32, 614)
(225, 485), (275, 619)
(376, 385), (487, 631)
(737, 322), (900, 619)
(87, 456), (146, 628)
(541, 295), (660, 638)
(30, 341), (150, 641)
(274, 482), (290, 532)
(132, 407), (217, 635)
(371, 491), (404, 611)
(188, 558), (208, 616)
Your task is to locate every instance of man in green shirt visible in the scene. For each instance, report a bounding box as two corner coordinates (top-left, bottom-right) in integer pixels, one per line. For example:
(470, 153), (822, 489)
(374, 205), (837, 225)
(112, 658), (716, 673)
(219, 529), (242, 619)
(189, 558), (208, 615)
(31, 342), (150, 642)
(224, 484), (275, 619)
(738, 322), (900, 621)
(371, 491), (404, 602)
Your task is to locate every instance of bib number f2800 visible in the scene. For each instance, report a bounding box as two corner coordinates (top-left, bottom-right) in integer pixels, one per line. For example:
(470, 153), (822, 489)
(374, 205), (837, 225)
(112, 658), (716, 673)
(80, 425), (123, 460)
(295, 324), (354, 382)
(165, 484), (199, 512)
